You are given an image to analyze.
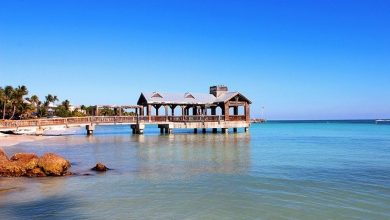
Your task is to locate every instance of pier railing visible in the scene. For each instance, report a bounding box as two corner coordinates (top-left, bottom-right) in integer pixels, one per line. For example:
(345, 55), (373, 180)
(228, 115), (246, 121)
(0, 115), (246, 129)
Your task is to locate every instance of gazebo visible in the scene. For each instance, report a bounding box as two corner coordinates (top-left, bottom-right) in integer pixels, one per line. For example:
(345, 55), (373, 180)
(136, 85), (251, 122)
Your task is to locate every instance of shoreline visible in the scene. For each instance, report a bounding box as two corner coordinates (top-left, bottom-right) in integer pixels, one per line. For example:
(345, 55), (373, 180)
(0, 133), (52, 147)
(0, 126), (82, 147)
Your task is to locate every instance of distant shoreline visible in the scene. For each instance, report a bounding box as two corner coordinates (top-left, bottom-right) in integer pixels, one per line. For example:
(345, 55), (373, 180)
(261, 119), (389, 124)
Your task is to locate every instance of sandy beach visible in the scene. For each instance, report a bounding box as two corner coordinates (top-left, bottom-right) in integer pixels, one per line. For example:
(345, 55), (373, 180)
(0, 133), (51, 147)
(0, 126), (82, 147)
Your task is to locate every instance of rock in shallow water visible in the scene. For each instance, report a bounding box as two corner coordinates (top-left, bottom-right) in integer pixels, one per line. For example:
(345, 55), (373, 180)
(38, 153), (71, 176)
(0, 148), (71, 177)
(91, 163), (109, 172)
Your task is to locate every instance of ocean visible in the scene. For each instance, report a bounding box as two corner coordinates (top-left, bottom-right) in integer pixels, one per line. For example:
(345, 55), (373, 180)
(1, 121), (389, 219)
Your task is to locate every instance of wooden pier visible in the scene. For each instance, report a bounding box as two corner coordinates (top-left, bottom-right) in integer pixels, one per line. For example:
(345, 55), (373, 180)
(0, 115), (250, 135)
(0, 86), (251, 135)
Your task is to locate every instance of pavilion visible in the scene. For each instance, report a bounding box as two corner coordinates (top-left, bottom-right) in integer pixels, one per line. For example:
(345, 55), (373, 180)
(136, 85), (251, 123)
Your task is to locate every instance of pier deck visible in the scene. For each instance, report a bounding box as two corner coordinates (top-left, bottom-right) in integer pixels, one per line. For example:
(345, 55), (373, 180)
(0, 85), (252, 135)
(0, 116), (250, 135)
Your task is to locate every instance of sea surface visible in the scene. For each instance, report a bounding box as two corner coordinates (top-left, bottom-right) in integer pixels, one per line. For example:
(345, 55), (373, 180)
(1, 121), (389, 219)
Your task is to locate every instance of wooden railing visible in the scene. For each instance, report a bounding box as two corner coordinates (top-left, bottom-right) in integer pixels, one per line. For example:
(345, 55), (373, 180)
(0, 115), (247, 129)
(228, 115), (246, 121)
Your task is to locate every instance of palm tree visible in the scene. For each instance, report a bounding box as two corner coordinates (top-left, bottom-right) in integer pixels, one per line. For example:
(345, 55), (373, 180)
(0, 87), (5, 119)
(25, 95), (41, 118)
(44, 94), (58, 106)
(10, 85), (28, 119)
(29, 95), (40, 107)
(62, 99), (70, 111)
(2, 86), (14, 120)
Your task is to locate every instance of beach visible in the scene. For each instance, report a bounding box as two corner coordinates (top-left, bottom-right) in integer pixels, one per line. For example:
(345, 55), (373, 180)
(0, 134), (51, 147)
(0, 126), (84, 147)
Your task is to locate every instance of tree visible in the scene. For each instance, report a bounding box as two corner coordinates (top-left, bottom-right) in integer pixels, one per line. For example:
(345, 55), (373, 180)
(29, 95), (40, 107)
(2, 86), (14, 119)
(9, 85), (28, 119)
(25, 95), (41, 118)
(37, 105), (48, 118)
(0, 87), (5, 119)
(54, 99), (73, 117)
(62, 99), (70, 111)
(44, 94), (58, 107)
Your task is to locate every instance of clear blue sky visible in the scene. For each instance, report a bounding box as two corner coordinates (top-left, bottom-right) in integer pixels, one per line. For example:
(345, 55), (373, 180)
(1, 0), (389, 119)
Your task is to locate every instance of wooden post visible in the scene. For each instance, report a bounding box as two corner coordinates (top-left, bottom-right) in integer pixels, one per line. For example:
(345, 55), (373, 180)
(245, 103), (250, 122)
(234, 106), (238, 115)
(171, 105), (175, 116)
(181, 105), (185, 120)
(147, 104), (151, 121)
(155, 105), (160, 116)
(224, 102), (230, 121)
(86, 124), (95, 135)
(211, 107), (216, 115)
(165, 105), (168, 121)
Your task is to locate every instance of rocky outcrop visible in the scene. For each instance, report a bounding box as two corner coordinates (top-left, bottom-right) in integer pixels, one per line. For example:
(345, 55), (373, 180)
(0, 148), (71, 177)
(0, 149), (8, 161)
(91, 163), (109, 172)
(38, 153), (71, 176)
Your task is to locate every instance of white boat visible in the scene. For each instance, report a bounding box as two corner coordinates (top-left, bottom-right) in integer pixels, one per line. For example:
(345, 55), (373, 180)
(375, 119), (390, 124)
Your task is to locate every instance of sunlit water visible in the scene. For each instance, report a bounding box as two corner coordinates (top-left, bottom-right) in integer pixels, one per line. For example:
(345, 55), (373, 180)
(1, 122), (390, 219)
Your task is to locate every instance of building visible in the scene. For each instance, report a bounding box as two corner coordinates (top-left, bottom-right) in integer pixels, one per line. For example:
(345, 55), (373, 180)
(135, 85), (251, 133)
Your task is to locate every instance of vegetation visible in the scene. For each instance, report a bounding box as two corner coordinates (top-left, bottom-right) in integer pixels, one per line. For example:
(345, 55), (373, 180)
(0, 85), (132, 120)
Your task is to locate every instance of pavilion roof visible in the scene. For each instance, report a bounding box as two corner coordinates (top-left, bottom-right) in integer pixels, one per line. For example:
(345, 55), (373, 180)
(138, 92), (216, 105)
(138, 91), (251, 105)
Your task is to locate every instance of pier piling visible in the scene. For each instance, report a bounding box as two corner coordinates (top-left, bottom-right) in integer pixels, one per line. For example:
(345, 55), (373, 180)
(86, 124), (95, 135)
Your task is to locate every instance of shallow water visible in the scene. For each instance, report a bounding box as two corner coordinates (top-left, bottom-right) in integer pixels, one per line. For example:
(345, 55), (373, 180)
(1, 122), (390, 219)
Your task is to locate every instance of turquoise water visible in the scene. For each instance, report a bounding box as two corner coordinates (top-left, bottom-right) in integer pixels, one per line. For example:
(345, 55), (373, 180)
(1, 122), (390, 219)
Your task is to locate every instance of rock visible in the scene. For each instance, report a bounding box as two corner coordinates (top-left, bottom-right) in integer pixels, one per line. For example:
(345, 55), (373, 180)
(38, 153), (71, 176)
(0, 150), (71, 177)
(10, 153), (39, 176)
(10, 153), (39, 170)
(10, 153), (38, 161)
(26, 167), (46, 177)
(91, 163), (109, 172)
(0, 152), (40, 177)
(0, 148), (8, 161)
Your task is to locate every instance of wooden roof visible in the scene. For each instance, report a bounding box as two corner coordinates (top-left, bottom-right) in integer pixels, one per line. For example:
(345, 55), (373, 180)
(137, 91), (251, 105)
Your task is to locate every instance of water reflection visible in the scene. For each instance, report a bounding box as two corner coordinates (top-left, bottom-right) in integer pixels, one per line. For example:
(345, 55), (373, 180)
(129, 133), (251, 180)
(1, 132), (252, 211)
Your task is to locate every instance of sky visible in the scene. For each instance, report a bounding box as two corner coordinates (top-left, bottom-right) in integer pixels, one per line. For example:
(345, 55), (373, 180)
(1, 0), (389, 120)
